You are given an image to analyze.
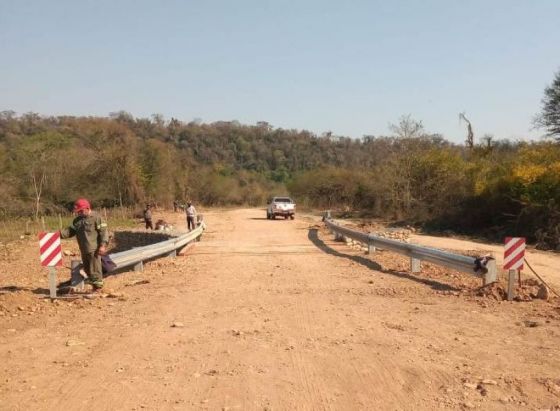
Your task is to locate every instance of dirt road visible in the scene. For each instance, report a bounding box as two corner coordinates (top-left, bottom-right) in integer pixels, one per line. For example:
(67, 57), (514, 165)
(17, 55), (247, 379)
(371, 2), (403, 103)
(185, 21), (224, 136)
(1, 209), (559, 410)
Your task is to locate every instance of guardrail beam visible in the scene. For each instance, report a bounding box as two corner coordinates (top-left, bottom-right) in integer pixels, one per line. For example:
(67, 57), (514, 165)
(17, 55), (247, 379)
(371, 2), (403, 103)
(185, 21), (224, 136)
(324, 216), (495, 286)
(69, 223), (206, 283)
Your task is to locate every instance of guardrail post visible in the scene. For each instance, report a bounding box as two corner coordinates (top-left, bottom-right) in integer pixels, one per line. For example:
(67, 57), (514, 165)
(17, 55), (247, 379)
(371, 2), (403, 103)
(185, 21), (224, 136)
(48, 267), (57, 299)
(134, 261), (144, 272)
(167, 250), (177, 258)
(410, 257), (421, 273)
(484, 259), (497, 285)
(507, 269), (516, 301)
(70, 259), (85, 290)
(367, 243), (376, 254)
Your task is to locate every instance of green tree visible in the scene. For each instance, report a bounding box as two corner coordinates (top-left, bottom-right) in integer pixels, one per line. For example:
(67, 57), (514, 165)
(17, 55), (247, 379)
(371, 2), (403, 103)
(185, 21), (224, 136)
(535, 69), (560, 139)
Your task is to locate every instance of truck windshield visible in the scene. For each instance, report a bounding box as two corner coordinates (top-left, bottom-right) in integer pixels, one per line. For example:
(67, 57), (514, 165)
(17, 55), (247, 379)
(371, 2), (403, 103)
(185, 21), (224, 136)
(274, 198), (292, 203)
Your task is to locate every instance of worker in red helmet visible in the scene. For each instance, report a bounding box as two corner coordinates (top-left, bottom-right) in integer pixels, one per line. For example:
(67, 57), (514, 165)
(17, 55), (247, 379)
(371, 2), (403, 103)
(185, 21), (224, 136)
(60, 198), (109, 291)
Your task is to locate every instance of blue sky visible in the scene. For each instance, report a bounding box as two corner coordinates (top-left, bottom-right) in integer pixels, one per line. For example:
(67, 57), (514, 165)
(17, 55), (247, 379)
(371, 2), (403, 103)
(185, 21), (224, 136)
(1, 0), (558, 143)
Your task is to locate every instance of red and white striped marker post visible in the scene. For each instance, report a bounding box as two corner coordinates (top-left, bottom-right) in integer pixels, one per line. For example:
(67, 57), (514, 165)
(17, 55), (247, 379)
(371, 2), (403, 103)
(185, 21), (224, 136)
(39, 232), (63, 298)
(504, 237), (525, 301)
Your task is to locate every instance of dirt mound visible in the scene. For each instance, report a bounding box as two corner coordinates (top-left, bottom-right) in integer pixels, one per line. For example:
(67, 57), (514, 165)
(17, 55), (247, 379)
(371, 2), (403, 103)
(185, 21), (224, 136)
(374, 227), (413, 241)
(475, 282), (508, 300)
(475, 279), (553, 302)
(354, 222), (414, 241)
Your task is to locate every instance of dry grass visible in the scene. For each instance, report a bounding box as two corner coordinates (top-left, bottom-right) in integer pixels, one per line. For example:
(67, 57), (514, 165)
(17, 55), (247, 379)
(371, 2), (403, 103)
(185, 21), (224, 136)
(0, 207), (137, 244)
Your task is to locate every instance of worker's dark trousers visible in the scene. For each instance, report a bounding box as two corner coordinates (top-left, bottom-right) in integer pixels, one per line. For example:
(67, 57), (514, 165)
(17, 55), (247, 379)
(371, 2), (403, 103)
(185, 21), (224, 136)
(82, 252), (103, 289)
(145, 219), (153, 229)
(187, 216), (195, 231)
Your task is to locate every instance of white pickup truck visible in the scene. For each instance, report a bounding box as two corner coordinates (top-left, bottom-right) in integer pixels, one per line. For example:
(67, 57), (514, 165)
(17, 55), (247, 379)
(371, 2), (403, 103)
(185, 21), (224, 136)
(266, 197), (296, 220)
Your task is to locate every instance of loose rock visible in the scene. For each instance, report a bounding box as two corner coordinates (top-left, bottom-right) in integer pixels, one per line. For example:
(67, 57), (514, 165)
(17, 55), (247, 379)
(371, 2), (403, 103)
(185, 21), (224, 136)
(65, 339), (85, 347)
(536, 284), (550, 301)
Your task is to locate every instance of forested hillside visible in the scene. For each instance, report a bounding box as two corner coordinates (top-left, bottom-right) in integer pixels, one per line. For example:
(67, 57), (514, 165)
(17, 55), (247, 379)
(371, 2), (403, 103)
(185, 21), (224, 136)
(1, 111), (559, 249)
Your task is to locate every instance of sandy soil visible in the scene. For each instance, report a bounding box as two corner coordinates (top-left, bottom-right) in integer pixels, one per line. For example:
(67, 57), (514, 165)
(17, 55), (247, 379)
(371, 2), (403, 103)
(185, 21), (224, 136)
(1, 208), (559, 410)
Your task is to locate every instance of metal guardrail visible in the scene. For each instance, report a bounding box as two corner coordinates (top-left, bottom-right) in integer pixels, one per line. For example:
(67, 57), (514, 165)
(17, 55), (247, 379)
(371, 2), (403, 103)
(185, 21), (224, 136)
(70, 221), (205, 288)
(323, 213), (496, 285)
(109, 223), (205, 271)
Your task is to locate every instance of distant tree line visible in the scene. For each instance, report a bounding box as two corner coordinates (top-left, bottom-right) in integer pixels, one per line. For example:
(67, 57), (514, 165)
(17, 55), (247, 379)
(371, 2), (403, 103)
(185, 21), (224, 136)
(0, 70), (558, 248)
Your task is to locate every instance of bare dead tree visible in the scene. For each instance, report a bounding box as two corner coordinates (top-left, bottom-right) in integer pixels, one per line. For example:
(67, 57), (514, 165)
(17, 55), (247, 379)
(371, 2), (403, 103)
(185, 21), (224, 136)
(31, 171), (46, 220)
(459, 112), (474, 149)
(389, 114), (425, 139)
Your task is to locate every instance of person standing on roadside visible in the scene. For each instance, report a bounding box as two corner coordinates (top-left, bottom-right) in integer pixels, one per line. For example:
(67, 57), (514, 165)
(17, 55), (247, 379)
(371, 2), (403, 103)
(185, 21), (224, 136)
(144, 204), (154, 230)
(60, 198), (108, 291)
(186, 202), (197, 231)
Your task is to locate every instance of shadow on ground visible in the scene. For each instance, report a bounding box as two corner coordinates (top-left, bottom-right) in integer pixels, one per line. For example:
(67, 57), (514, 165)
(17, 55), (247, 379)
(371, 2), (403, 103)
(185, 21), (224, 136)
(249, 217), (293, 221)
(0, 231), (177, 296)
(0, 285), (51, 296)
(0, 285), (27, 294)
(307, 228), (460, 292)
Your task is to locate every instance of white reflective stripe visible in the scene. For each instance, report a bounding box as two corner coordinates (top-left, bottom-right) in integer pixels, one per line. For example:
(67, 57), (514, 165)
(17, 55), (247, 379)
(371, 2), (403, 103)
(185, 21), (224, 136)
(40, 239), (61, 263)
(505, 237), (524, 250)
(46, 254), (62, 267)
(39, 232), (59, 248)
(508, 259), (524, 270)
(503, 245), (525, 266)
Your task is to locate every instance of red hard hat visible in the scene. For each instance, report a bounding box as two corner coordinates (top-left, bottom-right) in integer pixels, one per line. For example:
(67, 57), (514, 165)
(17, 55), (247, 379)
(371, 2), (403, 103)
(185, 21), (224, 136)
(73, 198), (91, 212)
